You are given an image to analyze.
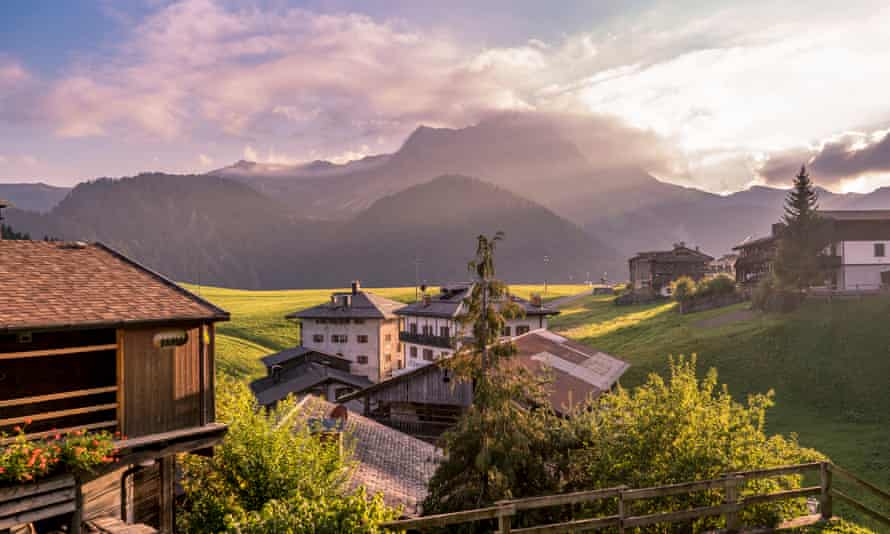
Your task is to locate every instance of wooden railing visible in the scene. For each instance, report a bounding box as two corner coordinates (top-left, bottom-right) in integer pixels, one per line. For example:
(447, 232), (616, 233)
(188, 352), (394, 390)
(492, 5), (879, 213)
(382, 462), (890, 533)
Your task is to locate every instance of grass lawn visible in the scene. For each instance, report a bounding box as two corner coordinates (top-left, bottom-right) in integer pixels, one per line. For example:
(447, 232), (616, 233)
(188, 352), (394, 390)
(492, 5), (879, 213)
(550, 295), (890, 531)
(182, 283), (590, 380)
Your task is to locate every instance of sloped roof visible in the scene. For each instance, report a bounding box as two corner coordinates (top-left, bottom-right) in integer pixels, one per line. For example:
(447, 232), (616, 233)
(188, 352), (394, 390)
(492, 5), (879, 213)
(819, 210), (890, 221)
(511, 329), (629, 414)
(250, 359), (372, 406)
(630, 246), (713, 263)
(286, 290), (405, 320)
(296, 396), (442, 515)
(0, 240), (228, 332)
(396, 284), (559, 318)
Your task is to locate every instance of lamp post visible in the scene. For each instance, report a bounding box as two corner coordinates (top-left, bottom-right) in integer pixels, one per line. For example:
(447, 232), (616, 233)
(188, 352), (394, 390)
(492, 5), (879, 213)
(543, 255), (551, 295)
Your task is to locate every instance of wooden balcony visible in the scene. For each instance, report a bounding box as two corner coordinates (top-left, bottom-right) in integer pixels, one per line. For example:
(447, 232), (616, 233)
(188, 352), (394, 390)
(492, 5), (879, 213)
(399, 332), (455, 349)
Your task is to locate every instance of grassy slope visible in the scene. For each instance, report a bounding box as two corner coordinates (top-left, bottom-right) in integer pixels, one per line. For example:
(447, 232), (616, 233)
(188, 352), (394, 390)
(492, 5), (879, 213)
(550, 296), (890, 530)
(182, 283), (590, 380)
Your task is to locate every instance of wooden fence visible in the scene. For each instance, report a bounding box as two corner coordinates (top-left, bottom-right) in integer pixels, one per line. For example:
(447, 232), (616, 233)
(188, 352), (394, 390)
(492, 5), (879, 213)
(382, 462), (890, 533)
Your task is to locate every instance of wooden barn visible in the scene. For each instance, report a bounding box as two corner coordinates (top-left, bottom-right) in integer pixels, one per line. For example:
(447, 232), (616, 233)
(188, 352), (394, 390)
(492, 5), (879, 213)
(0, 240), (229, 533)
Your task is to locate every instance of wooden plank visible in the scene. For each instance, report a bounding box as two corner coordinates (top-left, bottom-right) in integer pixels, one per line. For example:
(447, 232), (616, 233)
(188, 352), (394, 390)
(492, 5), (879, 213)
(0, 403), (118, 427)
(0, 501), (77, 529)
(0, 476), (75, 503)
(623, 503), (733, 528)
(831, 489), (890, 526)
(821, 462), (833, 520)
(0, 386), (118, 408)
(511, 515), (621, 533)
(622, 478), (725, 501)
(0, 488), (75, 516)
(830, 463), (890, 503)
(498, 487), (622, 510)
(727, 462), (822, 481)
(740, 486), (821, 506)
(0, 421), (118, 445)
(382, 505), (503, 529)
(0, 344), (118, 361)
(117, 329), (126, 437)
(113, 422), (227, 451)
(159, 457), (175, 533)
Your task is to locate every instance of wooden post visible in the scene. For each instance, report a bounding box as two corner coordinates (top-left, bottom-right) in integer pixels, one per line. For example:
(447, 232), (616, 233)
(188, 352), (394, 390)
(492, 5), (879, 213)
(69, 478), (83, 534)
(617, 488), (626, 534)
(724, 475), (742, 533)
(820, 462), (833, 520)
(498, 513), (511, 534)
(159, 456), (175, 533)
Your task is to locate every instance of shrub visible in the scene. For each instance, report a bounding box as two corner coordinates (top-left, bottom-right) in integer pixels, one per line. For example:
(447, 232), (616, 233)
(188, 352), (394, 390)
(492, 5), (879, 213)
(671, 276), (697, 302)
(751, 276), (775, 311)
(0, 424), (116, 484)
(696, 274), (737, 298)
(177, 381), (397, 534)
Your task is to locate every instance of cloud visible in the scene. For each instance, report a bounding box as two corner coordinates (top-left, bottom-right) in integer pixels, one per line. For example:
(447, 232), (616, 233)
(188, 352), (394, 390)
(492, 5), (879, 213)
(198, 153), (213, 166)
(243, 145), (258, 161)
(758, 128), (890, 189)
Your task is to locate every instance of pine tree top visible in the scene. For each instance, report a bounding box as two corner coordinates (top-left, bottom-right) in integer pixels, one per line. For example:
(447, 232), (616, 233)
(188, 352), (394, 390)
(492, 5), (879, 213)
(782, 165), (819, 225)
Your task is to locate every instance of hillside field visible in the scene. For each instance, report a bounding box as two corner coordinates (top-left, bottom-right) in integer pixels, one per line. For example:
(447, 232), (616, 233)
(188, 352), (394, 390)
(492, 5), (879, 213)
(187, 283), (889, 530)
(181, 283), (590, 379)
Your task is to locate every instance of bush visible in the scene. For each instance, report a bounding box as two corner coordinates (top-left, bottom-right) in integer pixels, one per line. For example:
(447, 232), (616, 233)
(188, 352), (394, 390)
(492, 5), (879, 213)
(177, 381), (397, 534)
(751, 276), (775, 311)
(671, 276), (697, 302)
(696, 274), (737, 298)
(0, 424), (116, 484)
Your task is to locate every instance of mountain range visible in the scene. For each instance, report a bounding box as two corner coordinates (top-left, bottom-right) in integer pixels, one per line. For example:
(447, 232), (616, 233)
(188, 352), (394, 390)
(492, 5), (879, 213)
(4, 114), (890, 289)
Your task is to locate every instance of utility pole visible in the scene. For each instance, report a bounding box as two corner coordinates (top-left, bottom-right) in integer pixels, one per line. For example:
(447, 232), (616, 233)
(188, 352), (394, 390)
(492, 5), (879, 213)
(414, 257), (422, 302)
(543, 255), (551, 295)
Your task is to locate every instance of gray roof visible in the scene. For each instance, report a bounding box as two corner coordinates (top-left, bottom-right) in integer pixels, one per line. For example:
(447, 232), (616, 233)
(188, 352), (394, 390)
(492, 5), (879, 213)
(250, 361), (372, 406)
(819, 210), (890, 221)
(286, 290), (405, 320)
(396, 284), (558, 318)
(630, 245), (713, 263)
(260, 346), (323, 368)
(296, 396), (442, 515)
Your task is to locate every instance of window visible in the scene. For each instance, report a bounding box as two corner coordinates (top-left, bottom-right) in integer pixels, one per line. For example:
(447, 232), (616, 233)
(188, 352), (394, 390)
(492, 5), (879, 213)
(357, 334), (369, 344)
(410, 323), (418, 335)
(331, 334), (347, 343)
(875, 243), (886, 257)
(422, 349), (434, 361)
(422, 324), (432, 335)
(312, 334), (324, 343)
(410, 346), (418, 359)
(356, 355), (369, 364)
(516, 326), (530, 336)
(439, 326), (450, 338)
(353, 319), (365, 324)
(501, 326), (512, 337)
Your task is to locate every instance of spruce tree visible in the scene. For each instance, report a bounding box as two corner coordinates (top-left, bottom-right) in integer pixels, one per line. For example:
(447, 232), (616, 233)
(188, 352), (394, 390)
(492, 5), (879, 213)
(773, 165), (826, 291)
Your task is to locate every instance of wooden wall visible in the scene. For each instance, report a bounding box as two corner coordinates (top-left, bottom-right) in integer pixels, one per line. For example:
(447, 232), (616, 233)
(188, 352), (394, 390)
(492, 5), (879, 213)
(121, 325), (209, 438)
(367, 367), (473, 407)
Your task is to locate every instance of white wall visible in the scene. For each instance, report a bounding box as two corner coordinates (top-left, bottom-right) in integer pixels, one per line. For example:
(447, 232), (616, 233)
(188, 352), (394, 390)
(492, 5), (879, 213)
(841, 241), (890, 265)
(301, 319), (381, 380)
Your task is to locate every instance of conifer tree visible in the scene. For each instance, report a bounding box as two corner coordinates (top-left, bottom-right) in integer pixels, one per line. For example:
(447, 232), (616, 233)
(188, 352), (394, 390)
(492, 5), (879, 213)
(773, 165), (826, 291)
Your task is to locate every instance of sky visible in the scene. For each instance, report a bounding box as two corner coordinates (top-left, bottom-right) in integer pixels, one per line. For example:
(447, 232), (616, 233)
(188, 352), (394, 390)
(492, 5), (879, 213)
(2, 0), (890, 193)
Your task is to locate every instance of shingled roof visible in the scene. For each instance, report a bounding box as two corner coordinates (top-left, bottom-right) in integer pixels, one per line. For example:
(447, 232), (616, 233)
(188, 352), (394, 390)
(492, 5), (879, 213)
(396, 284), (559, 318)
(296, 396), (442, 515)
(286, 286), (405, 320)
(0, 240), (228, 332)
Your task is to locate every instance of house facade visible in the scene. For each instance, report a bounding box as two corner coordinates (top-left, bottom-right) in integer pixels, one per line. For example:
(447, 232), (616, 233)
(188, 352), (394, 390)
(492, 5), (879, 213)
(628, 243), (714, 296)
(286, 281), (405, 382)
(0, 240), (229, 534)
(395, 284), (558, 371)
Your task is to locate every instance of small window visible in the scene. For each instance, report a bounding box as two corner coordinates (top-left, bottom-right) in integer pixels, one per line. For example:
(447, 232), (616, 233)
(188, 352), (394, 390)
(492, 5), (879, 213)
(357, 334), (369, 344)
(439, 326), (450, 338)
(410, 346), (418, 359)
(422, 325), (432, 335)
(422, 349), (434, 361)
(410, 323), (418, 335)
(516, 326), (530, 336)
(501, 326), (512, 337)
(331, 334), (347, 343)
(353, 319), (365, 324)
(312, 334), (324, 343)
(875, 243), (885, 257)
(356, 355), (369, 364)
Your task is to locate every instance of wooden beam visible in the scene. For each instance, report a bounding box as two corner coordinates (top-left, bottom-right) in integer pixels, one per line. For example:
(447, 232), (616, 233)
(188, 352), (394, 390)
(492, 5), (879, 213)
(0, 386), (118, 408)
(726, 462), (822, 481)
(511, 516), (620, 533)
(623, 503), (731, 528)
(740, 486), (821, 506)
(117, 329), (126, 436)
(0, 476), (75, 503)
(0, 501), (76, 530)
(623, 478), (725, 501)
(830, 463), (890, 503)
(498, 487), (622, 510)
(831, 489), (890, 526)
(0, 420), (118, 445)
(0, 344), (118, 360)
(0, 487), (75, 517)
(0, 403), (118, 427)
(113, 422), (227, 451)
(382, 505), (503, 529)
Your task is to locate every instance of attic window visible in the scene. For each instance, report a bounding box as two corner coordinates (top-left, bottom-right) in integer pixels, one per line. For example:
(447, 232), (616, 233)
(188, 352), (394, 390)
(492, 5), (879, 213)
(153, 330), (189, 348)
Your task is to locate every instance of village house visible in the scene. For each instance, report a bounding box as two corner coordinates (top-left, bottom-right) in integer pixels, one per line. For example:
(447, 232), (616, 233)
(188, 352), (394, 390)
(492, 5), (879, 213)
(0, 240), (229, 534)
(395, 284), (559, 371)
(285, 281), (405, 382)
(338, 329), (629, 442)
(628, 243), (713, 296)
(734, 210), (890, 291)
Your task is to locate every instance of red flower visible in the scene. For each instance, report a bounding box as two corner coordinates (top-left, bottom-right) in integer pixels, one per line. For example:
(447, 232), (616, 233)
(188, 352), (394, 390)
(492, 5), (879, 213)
(24, 417), (32, 425)
(0, 467), (5, 474)
(13, 426), (21, 433)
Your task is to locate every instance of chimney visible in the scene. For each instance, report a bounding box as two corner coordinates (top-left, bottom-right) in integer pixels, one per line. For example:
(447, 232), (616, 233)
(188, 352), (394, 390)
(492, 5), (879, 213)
(351, 280), (361, 295)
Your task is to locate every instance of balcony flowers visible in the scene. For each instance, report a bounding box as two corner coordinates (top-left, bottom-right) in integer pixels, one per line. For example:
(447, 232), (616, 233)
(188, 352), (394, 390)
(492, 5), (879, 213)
(0, 423), (118, 485)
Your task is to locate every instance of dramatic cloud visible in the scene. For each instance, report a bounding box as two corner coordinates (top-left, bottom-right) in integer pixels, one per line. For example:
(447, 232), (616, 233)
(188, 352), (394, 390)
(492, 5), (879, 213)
(759, 128), (890, 190)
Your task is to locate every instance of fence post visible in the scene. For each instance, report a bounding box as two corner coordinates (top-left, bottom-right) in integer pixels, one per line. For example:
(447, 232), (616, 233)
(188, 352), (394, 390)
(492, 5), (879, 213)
(617, 487), (626, 534)
(724, 475), (742, 533)
(498, 503), (515, 534)
(821, 462), (833, 520)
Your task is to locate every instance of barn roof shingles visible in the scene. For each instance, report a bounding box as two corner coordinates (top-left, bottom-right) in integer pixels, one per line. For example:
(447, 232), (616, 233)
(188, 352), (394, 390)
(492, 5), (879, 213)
(0, 240), (228, 332)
